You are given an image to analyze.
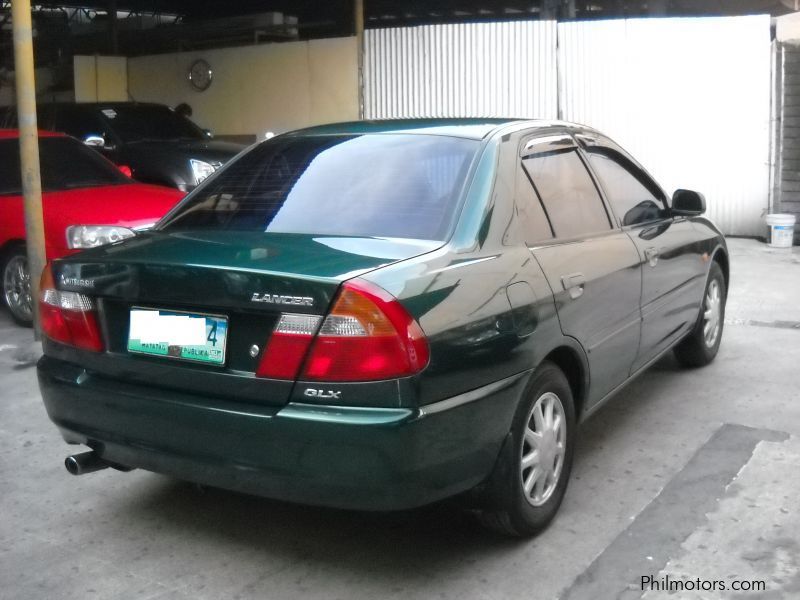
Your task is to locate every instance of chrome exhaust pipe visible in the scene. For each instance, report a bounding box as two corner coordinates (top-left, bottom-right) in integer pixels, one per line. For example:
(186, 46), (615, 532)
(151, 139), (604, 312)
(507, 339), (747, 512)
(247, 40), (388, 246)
(64, 451), (109, 476)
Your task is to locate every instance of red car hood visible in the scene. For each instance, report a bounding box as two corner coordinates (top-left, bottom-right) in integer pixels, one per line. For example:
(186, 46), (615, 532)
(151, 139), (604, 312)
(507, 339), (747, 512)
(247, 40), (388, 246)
(44, 183), (184, 258)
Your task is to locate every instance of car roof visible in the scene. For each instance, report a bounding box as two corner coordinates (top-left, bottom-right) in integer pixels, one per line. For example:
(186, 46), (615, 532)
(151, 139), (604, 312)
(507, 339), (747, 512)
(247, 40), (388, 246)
(284, 118), (592, 140)
(0, 129), (65, 139)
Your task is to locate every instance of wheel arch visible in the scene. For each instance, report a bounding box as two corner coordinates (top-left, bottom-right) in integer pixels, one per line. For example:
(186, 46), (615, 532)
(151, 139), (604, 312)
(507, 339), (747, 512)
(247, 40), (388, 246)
(538, 340), (590, 418)
(0, 238), (26, 261)
(710, 245), (729, 289)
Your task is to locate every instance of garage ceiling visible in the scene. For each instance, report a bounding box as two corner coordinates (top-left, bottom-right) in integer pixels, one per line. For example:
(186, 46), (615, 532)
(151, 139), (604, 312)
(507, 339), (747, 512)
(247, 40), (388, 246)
(12, 0), (797, 24)
(0, 0), (795, 70)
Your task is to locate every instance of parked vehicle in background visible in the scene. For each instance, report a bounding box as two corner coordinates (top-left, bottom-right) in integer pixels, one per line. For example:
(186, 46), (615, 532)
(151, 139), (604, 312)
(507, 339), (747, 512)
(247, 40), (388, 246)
(0, 130), (184, 326)
(1, 102), (245, 191)
(37, 119), (728, 536)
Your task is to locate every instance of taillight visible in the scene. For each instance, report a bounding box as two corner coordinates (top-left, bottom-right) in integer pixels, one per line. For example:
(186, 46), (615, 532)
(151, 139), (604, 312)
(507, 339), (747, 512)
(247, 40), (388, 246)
(256, 313), (321, 379)
(305, 279), (428, 381)
(39, 265), (104, 352)
(256, 279), (429, 382)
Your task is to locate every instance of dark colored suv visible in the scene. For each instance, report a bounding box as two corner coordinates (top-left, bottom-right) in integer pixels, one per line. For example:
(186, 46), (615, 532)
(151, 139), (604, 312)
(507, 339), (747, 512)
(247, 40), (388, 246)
(2, 102), (245, 191)
(37, 119), (728, 536)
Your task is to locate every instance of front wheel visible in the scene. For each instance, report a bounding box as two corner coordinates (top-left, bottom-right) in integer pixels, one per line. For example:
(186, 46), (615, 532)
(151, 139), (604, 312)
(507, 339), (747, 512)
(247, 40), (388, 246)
(674, 261), (726, 368)
(477, 361), (576, 537)
(2, 247), (33, 327)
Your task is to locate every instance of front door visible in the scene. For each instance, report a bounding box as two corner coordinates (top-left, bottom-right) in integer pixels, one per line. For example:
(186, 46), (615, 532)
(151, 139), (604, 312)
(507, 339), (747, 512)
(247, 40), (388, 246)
(581, 143), (706, 371)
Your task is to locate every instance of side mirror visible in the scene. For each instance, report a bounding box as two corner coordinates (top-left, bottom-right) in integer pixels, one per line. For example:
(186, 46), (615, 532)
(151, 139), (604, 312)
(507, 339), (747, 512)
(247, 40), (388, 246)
(672, 189), (706, 216)
(83, 134), (105, 148)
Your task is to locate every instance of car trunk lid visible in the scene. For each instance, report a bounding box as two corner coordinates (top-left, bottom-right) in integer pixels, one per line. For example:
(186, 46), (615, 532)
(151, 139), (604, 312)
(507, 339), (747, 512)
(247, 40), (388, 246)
(52, 231), (439, 406)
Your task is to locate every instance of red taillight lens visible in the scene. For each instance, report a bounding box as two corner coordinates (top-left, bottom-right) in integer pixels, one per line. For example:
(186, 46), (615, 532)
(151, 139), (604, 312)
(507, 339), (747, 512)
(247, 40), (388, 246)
(256, 314), (321, 379)
(255, 280), (430, 383)
(301, 279), (429, 382)
(39, 266), (104, 352)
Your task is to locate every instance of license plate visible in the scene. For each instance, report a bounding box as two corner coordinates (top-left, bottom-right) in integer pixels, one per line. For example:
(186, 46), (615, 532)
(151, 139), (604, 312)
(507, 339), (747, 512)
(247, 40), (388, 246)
(127, 308), (228, 365)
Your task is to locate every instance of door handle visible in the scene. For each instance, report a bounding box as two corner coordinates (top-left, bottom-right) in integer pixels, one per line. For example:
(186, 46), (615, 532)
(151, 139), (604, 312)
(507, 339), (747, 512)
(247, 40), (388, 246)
(644, 247), (659, 267)
(561, 272), (586, 299)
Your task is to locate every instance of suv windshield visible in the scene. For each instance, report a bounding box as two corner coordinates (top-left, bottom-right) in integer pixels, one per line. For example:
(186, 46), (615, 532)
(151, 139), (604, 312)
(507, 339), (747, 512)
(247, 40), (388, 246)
(0, 137), (129, 194)
(158, 134), (479, 241)
(99, 105), (205, 143)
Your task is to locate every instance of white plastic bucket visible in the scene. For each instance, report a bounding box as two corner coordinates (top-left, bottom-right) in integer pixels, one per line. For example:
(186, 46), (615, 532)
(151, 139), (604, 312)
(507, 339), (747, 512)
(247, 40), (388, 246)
(765, 213), (796, 248)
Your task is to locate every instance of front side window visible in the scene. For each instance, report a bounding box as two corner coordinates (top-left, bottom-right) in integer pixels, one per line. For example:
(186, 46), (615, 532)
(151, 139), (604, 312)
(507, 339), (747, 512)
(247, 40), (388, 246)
(587, 150), (668, 226)
(159, 134), (479, 241)
(523, 149), (611, 239)
(0, 137), (128, 195)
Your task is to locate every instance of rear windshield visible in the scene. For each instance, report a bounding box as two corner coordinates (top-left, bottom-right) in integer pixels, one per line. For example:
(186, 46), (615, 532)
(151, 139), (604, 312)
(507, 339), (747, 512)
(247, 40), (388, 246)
(157, 134), (479, 241)
(99, 105), (206, 143)
(0, 137), (129, 195)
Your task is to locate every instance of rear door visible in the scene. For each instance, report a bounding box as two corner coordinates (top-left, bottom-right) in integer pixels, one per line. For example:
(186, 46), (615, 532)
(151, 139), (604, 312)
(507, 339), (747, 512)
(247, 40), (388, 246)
(580, 139), (705, 370)
(519, 133), (642, 407)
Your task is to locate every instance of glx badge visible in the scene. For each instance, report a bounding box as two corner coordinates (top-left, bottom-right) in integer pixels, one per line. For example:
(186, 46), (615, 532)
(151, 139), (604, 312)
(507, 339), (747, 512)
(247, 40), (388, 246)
(304, 388), (342, 400)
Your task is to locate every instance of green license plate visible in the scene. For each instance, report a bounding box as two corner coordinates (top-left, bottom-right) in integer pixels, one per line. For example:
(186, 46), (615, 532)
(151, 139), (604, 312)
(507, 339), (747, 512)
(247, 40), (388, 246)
(127, 308), (228, 365)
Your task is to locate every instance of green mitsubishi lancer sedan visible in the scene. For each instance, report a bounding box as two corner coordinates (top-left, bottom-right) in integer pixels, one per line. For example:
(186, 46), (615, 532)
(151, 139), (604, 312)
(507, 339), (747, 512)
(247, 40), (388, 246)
(37, 119), (728, 536)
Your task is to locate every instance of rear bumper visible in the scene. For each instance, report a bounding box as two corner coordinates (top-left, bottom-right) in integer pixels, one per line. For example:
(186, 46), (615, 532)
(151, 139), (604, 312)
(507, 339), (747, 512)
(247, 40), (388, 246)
(37, 355), (525, 511)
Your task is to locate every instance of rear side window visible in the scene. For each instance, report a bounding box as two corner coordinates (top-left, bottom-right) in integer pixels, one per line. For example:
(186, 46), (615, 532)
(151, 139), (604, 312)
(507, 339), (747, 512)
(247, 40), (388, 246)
(523, 150), (611, 239)
(159, 134), (479, 241)
(586, 151), (668, 226)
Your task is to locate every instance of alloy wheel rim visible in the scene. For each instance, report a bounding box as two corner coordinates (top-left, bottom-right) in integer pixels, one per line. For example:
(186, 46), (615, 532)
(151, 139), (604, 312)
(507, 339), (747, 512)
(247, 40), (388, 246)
(703, 279), (721, 348)
(520, 391), (566, 507)
(3, 255), (33, 322)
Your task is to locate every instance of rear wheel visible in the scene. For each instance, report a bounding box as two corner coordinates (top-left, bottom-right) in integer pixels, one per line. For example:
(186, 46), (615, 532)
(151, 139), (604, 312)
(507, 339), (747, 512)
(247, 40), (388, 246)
(2, 247), (33, 327)
(477, 361), (576, 537)
(674, 261), (726, 368)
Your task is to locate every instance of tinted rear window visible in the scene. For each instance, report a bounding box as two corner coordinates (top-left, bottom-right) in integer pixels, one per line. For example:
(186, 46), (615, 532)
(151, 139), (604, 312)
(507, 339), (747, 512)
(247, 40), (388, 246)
(99, 105), (206, 143)
(158, 134), (479, 240)
(0, 137), (128, 195)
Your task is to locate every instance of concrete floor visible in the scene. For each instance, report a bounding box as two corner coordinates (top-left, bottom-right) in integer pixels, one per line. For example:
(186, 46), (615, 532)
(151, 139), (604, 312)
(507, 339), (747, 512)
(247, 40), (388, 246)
(0, 238), (798, 600)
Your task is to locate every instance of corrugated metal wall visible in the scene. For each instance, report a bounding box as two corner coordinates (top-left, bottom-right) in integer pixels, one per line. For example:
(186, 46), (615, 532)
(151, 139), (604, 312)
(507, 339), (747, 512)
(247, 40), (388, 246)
(559, 16), (771, 236)
(774, 42), (800, 240)
(364, 21), (558, 120)
(364, 16), (772, 236)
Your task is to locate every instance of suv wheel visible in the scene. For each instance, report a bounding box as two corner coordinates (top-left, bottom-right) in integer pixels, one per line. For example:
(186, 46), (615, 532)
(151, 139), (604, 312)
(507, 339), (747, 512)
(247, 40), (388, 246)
(478, 361), (576, 537)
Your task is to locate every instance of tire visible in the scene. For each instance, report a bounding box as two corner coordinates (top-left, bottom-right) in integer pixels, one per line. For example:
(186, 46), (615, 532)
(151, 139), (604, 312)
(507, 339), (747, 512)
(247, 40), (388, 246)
(674, 261), (726, 368)
(477, 361), (576, 537)
(2, 246), (34, 327)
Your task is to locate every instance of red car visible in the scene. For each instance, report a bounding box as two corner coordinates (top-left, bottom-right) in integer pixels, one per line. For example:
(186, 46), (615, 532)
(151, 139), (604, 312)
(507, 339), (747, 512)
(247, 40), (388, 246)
(1, 130), (184, 326)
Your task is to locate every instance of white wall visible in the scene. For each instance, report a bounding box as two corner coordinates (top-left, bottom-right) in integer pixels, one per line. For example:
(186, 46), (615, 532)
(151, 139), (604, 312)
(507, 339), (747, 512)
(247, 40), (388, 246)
(559, 16), (772, 236)
(364, 16), (772, 236)
(127, 37), (359, 137)
(74, 56), (128, 102)
(776, 12), (800, 41)
(365, 21), (558, 119)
